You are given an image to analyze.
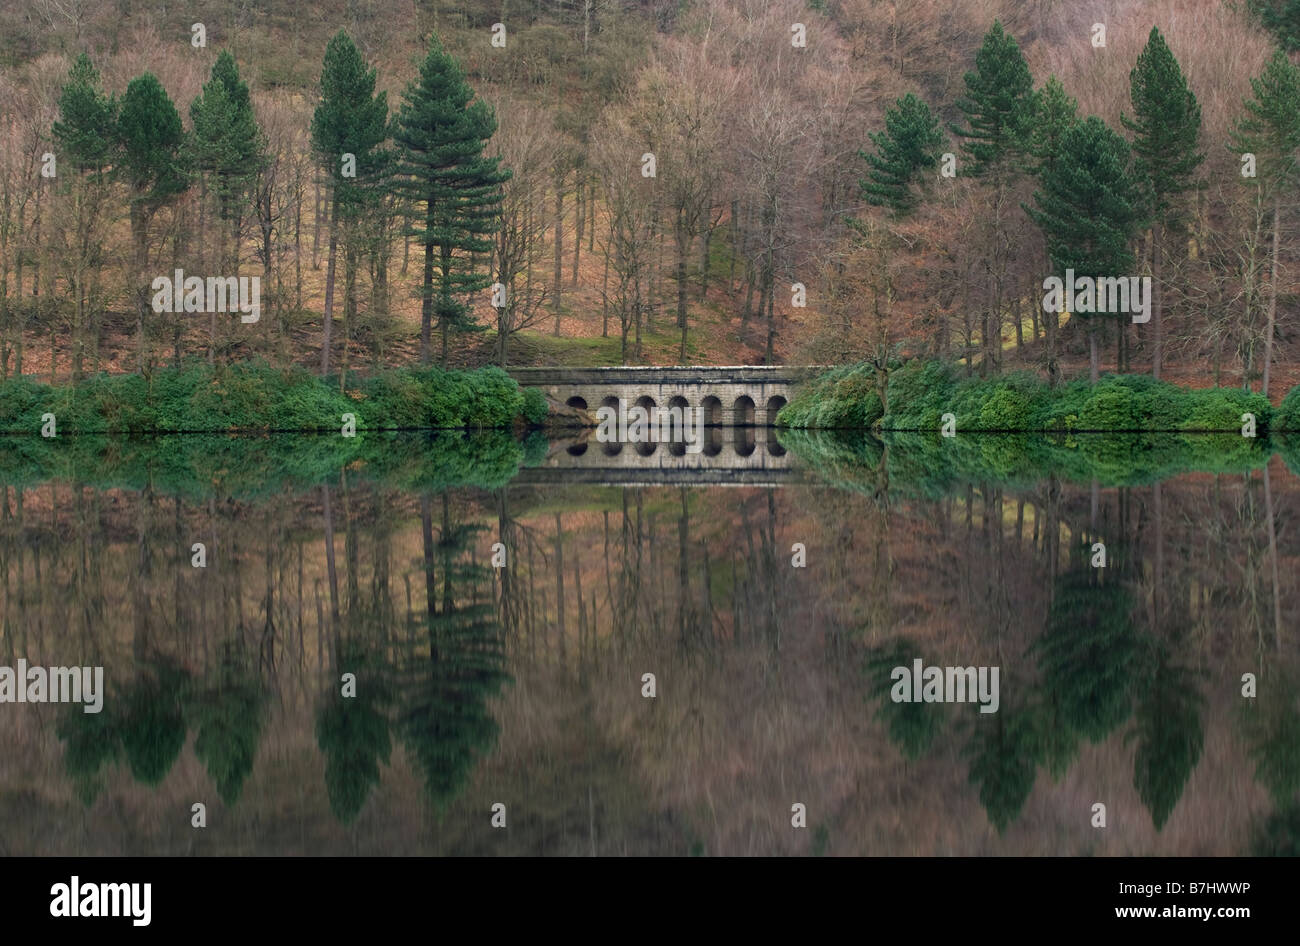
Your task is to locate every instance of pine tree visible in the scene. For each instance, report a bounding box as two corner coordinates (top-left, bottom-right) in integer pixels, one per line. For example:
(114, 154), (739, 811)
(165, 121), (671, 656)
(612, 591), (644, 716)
(1230, 48), (1300, 397)
(1027, 76), (1078, 180)
(311, 30), (390, 377)
(52, 53), (117, 381)
(950, 21), (1034, 375)
(189, 52), (263, 364)
(1026, 116), (1143, 382)
(858, 92), (942, 215)
(1250, 0), (1300, 51)
(117, 73), (189, 372)
(391, 35), (510, 367)
(53, 54), (116, 174)
(1121, 27), (1203, 379)
(950, 20), (1034, 176)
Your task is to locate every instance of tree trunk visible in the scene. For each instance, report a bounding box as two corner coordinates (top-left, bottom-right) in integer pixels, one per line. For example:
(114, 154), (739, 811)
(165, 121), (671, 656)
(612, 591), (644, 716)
(1088, 319), (1098, 384)
(321, 190), (338, 375)
(1263, 198), (1279, 398)
(552, 175), (564, 332)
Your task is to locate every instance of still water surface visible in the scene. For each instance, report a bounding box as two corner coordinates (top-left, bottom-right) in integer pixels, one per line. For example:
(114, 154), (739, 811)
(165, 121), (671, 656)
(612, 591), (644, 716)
(0, 431), (1295, 855)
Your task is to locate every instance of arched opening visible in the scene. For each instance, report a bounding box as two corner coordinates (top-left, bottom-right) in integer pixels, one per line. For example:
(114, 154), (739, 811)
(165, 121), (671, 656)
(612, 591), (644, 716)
(665, 395), (691, 441)
(602, 441), (623, 456)
(599, 395), (621, 415)
(703, 426), (724, 456)
(701, 395), (722, 427)
(635, 440), (658, 457)
(566, 395), (588, 411)
(566, 442), (588, 456)
(767, 432), (787, 457)
(734, 395), (756, 427)
(764, 395), (788, 426)
(734, 425), (757, 457)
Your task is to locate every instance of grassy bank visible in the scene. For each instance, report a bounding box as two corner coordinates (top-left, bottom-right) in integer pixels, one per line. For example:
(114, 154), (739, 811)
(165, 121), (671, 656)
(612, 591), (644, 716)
(0, 360), (548, 435)
(778, 360), (1289, 433)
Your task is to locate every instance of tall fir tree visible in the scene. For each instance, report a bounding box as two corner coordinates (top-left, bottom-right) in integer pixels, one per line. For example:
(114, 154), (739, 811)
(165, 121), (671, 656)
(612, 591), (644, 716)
(311, 30), (390, 377)
(1026, 75), (1079, 383)
(950, 20), (1035, 176)
(189, 51), (264, 364)
(950, 21), (1034, 375)
(1028, 76), (1078, 181)
(391, 34), (509, 367)
(1026, 116), (1143, 382)
(52, 53), (117, 381)
(117, 73), (189, 372)
(858, 92), (943, 215)
(1121, 27), (1203, 379)
(1230, 48), (1300, 396)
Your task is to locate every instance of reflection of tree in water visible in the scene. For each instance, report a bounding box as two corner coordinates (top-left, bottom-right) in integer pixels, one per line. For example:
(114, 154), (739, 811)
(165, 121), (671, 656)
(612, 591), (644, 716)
(315, 637), (394, 824)
(1033, 546), (1138, 744)
(1250, 804), (1300, 856)
(1242, 669), (1300, 807)
(58, 659), (192, 798)
(862, 639), (943, 760)
(118, 661), (191, 786)
(1127, 645), (1204, 830)
(396, 493), (510, 810)
(964, 702), (1039, 834)
(56, 702), (120, 806)
(191, 642), (267, 806)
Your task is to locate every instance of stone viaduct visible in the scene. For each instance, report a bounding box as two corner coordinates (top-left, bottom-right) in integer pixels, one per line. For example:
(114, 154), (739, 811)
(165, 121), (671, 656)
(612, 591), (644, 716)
(507, 365), (825, 426)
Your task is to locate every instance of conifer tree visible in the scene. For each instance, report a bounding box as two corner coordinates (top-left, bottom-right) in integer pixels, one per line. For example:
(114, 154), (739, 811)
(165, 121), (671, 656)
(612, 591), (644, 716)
(858, 92), (942, 215)
(391, 35), (509, 367)
(311, 30), (390, 376)
(1026, 116), (1143, 382)
(1027, 76), (1078, 181)
(950, 21), (1034, 375)
(52, 53), (117, 381)
(1230, 48), (1300, 396)
(117, 73), (189, 371)
(950, 20), (1035, 176)
(1122, 27), (1203, 378)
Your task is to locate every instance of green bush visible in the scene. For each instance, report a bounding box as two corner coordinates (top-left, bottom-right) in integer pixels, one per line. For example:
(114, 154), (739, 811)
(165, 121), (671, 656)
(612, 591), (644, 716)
(0, 361), (537, 434)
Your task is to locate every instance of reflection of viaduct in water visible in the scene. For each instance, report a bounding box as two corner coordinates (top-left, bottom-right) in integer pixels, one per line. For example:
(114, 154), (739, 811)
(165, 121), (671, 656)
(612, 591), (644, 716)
(507, 365), (825, 427)
(514, 428), (813, 487)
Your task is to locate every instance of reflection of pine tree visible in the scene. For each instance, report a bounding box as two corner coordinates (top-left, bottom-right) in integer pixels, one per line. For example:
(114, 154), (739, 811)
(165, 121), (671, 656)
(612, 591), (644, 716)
(1027, 687), (1082, 782)
(863, 639), (943, 760)
(1128, 646), (1203, 830)
(1242, 672), (1300, 805)
(56, 704), (120, 806)
(1034, 552), (1137, 742)
(191, 643), (266, 806)
(1251, 803), (1300, 856)
(397, 495), (510, 810)
(965, 704), (1038, 833)
(117, 662), (190, 787)
(315, 638), (395, 824)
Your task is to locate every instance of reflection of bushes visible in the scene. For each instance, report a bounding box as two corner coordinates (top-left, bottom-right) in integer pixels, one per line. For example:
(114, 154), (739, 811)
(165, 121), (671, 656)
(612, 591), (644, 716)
(780, 359), (1277, 434)
(783, 429), (1270, 495)
(0, 430), (531, 500)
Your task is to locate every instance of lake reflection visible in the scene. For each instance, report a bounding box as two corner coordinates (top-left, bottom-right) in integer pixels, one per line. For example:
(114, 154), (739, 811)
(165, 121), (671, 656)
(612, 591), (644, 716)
(0, 432), (1297, 855)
